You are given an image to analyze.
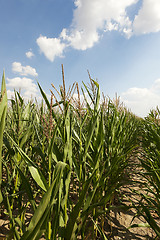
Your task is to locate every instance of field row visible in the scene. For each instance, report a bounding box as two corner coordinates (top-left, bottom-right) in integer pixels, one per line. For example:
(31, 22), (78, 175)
(0, 71), (160, 239)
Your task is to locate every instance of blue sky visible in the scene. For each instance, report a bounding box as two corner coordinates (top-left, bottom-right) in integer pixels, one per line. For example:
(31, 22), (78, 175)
(1, 0), (160, 117)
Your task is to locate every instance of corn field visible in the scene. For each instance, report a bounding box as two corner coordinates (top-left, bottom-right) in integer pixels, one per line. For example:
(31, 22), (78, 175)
(0, 68), (160, 239)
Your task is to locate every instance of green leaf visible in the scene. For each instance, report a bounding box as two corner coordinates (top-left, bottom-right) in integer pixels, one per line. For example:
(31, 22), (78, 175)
(37, 81), (50, 110)
(6, 195), (21, 240)
(0, 71), (7, 203)
(64, 176), (93, 240)
(65, 150), (103, 240)
(128, 223), (150, 229)
(17, 166), (36, 211)
(6, 133), (48, 192)
(21, 162), (67, 240)
(91, 217), (108, 240)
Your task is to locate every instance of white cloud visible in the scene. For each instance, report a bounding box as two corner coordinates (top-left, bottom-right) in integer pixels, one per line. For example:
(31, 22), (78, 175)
(60, 28), (99, 50)
(36, 35), (66, 62)
(7, 89), (14, 99)
(36, 0), (160, 61)
(26, 50), (34, 59)
(60, 0), (137, 50)
(133, 0), (160, 34)
(36, 0), (138, 60)
(7, 77), (38, 99)
(121, 79), (160, 117)
(12, 62), (38, 77)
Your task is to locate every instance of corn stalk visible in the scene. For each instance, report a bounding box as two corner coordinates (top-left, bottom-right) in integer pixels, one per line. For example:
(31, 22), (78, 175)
(0, 71), (7, 203)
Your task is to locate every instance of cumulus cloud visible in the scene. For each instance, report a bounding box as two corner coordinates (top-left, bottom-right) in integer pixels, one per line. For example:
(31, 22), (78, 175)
(7, 77), (37, 93)
(36, 0), (138, 60)
(60, 28), (100, 50)
(26, 50), (34, 59)
(121, 79), (160, 117)
(12, 62), (38, 77)
(7, 62), (40, 100)
(133, 0), (160, 34)
(64, 0), (137, 49)
(36, 35), (66, 62)
(36, 0), (160, 61)
(7, 89), (15, 99)
(7, 77), (39, 99)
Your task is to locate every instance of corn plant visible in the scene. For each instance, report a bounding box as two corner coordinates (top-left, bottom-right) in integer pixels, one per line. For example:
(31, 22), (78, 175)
(1, 68), (140, 239)
(134, 110), (160, 238)
(0, 71), (7, 203)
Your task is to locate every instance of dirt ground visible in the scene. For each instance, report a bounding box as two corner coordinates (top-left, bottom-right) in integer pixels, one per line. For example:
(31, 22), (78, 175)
(105, 209), (156, 240)
(104, 190), (156, 240)
(0, 160), (158, 239)
(103, 161), (157, 240)
(0, 192), (157, 239)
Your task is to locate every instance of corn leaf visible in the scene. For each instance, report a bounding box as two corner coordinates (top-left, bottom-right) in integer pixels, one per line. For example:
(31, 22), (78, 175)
(21, 161), (67, 240)
(0, 71), (7, 203)
(6, 133), (48, 192)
